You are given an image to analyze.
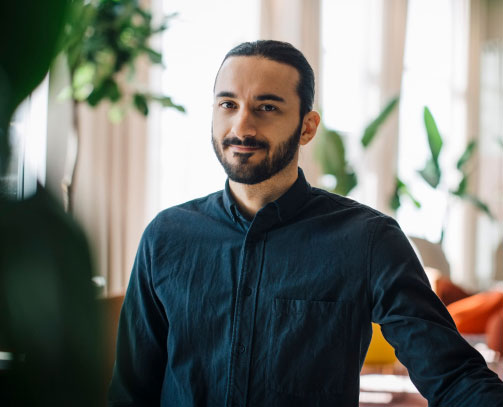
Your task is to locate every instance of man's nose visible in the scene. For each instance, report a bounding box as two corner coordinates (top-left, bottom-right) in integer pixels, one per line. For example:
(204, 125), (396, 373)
(232, 108), (257, 139)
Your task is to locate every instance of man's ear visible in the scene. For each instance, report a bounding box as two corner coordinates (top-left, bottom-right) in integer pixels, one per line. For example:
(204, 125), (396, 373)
(299, 111), (321, 146)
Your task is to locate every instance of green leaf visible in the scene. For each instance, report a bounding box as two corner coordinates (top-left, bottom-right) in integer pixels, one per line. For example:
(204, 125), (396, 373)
(133, 93), (149, 115)
(451, 174), (469, 196)
(456, 140), (476, 170)
(73, 62), (95, 89)
(318, 128), (347, 175)
(149, 95), (186, 113)
(315, 124), (358, 196)
(143, 47), (163, 64)
(390, 178), (403, 211)
(361, 96), (399, 147)
(389, 176), (421, 211)
(462, 194), (494, 220)
(423, 106), (443, 165)
(390, 194), (401, 211)
(86, 78), (120, 106)
(334, 171), (357, 196)
(0, 186), (105, 404)
(418, 158), (441, 188)
(108, 104), (125, 123)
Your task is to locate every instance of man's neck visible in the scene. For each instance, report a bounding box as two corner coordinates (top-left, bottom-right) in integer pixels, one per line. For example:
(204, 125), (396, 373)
(228, 162), (299, 220)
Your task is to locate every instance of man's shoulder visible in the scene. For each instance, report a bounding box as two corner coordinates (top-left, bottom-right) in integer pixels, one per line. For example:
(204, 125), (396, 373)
(145, 190), (225, 236)
(307, 186), (387, 221)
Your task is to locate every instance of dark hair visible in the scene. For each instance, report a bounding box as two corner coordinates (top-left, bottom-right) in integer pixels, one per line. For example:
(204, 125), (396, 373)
(218, 40), (315, 118)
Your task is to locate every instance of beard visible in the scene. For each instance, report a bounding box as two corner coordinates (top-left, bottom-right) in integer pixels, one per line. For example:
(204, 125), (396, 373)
(212, 119), (302, 185)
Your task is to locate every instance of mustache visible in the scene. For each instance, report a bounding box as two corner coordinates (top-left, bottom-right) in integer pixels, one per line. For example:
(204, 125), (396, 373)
(222, 137), (269, 149)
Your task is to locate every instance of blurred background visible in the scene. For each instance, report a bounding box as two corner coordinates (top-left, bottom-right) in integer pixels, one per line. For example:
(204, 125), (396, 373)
(8, 0), (501, 295)
(1, 0), (502, 405)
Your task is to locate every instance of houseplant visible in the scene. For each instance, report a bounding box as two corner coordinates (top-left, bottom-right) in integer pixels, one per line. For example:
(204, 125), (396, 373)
(416, 106), (493, 243)
(0, 1), (104, 405)
(316, 96), (416, 208)
(59, 0), (184, 211)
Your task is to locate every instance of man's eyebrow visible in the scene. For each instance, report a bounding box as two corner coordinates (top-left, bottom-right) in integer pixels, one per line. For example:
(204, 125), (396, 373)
(215, 91), (237, 98)
(215, 91), (286, 103)
(255, 94), (285, 103)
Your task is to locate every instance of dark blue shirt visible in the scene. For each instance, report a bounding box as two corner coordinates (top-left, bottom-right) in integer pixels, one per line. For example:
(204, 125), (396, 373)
(109, 168), (503, 406)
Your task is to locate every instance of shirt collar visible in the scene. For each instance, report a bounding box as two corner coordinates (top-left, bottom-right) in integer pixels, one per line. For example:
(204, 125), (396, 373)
(222, 167), (311, 226)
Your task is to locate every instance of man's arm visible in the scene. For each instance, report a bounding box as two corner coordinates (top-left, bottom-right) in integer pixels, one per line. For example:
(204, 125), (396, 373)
(369, 216), (503, 406)
(108, 223), (169, 406)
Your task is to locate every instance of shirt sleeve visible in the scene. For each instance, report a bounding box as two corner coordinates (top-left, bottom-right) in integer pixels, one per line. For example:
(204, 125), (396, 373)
(108, 221), (169, 407)
(369, 216), (503, 406)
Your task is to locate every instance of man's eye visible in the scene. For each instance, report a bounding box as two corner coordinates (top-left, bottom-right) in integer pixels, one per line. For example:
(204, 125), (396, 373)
(220, 101), (236, 109)
(258, 104), (277, 112)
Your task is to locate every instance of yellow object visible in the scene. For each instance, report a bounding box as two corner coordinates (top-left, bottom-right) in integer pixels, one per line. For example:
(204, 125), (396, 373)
(364, 323), (397, 365)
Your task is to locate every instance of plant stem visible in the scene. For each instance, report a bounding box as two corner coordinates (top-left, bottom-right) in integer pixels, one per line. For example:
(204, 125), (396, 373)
(62, 100), (80, 213)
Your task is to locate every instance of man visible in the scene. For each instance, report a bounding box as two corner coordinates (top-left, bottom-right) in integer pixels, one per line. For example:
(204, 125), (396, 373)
(109, 40), (503, 406)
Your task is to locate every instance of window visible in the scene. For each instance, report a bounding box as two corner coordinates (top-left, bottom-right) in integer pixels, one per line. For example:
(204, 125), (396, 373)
(0, 77), (49, 199)
(396, 0), (470, 245)
(320, 0), (383, 204)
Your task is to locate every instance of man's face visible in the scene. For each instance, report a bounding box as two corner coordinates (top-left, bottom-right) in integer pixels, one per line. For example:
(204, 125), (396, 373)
(212, 56), (303, 185)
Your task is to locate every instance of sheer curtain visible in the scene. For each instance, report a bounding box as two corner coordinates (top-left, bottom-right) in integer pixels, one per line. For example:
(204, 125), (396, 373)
(396, 0), (474, 287)
(320, 0), (408, 213)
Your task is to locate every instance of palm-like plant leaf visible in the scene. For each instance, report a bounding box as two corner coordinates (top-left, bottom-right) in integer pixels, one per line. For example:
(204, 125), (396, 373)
(316, 125), (357, 196)
(418, 107), (443, 188)
(390, 176), (421, 211)
(456, 140), (476, 170)
(418, 158), (441, 188)
(462, 194), (494, 220)
(361, 96), (400, 147)
(451, 174), (469, 197)
(423, 106), (443, 164)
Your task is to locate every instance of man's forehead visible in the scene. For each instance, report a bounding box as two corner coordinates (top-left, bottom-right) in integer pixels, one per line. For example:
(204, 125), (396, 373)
(214, 56), (299, 98)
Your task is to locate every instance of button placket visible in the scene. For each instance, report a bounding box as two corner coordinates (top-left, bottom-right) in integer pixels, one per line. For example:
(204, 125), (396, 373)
(226, 233), (266, 407)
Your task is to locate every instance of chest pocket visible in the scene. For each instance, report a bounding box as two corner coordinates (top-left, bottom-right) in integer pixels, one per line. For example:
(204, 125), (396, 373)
(267, 298), (351, 397)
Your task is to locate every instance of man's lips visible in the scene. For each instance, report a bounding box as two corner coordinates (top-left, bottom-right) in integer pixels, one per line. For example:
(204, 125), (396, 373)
(229, 145), (263, 153)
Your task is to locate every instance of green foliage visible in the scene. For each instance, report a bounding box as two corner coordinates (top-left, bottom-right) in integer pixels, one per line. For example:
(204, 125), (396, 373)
(0, 188), (104, 405)
(418, 107), (493, 232)
(361, 96), (399, 147)
(456, 140), (476, 170)
(423, 107), (443, 163)
(61, 0), (183, 117)
(316, 125), (357, 195)
(418, 107), (442, 188)
(418, 158), (441, 188)
(390, 176), (421, 211)
(0, 1), (104, 404)
(318, 96), (399, 197)
(0, 0), (71, 174)
(462, 194), (494, 219)
(149, 94), (186, 113)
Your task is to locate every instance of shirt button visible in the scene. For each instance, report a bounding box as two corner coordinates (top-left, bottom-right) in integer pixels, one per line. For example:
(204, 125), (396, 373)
(237, 343), (246, 354)
(243, 287), (252, 296)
